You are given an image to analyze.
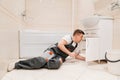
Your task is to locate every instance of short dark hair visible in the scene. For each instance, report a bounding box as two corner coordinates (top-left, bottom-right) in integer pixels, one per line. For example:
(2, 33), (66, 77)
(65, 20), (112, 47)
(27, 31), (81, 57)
(73, 29), (85, 36)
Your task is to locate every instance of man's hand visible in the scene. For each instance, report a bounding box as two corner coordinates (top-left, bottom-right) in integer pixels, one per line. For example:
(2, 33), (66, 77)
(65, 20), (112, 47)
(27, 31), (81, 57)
(69, 52), (77, 58)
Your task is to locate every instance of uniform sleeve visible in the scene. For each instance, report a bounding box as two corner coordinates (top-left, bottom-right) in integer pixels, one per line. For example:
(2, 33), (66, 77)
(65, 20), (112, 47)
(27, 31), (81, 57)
(61, 35), (72, 44)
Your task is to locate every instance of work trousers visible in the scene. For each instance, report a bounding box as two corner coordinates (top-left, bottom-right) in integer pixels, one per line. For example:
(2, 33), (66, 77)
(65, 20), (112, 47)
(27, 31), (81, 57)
(15, 51), (62, 70)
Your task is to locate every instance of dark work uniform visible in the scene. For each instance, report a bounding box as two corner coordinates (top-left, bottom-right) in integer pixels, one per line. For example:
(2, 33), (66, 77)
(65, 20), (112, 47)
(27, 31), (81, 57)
(51, 41), (78, 62)
(15, 40), (78, 69)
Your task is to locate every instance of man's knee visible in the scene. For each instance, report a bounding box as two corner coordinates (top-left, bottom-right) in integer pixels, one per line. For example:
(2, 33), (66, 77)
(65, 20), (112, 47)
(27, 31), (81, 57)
(47, 59), (62, 69)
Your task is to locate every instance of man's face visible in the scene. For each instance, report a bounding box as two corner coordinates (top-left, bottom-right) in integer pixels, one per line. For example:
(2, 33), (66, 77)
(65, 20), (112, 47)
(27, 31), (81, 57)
(74, 34), (83, 43)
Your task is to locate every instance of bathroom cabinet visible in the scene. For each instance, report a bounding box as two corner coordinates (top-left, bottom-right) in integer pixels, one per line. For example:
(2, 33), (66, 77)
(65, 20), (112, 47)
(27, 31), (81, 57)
(86, 38), (100, 62)
(85, 17), (113, 62)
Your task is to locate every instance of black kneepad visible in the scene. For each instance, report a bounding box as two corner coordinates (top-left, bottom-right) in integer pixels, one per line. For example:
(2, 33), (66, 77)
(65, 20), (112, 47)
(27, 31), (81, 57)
(47, 59), (61, 69)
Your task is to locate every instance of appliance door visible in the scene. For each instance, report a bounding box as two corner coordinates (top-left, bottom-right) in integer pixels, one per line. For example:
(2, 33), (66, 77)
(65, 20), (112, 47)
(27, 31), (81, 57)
(86, 38), (100, 62)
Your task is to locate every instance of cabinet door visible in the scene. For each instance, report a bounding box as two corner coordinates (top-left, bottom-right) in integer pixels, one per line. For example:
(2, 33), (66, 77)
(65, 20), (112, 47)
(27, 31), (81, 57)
(86, 38), (100, 62)
(98, 19), (113, 59)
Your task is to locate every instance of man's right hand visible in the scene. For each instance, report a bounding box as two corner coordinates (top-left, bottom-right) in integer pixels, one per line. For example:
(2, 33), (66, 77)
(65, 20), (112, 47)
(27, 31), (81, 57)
(69, 52), (76, 58)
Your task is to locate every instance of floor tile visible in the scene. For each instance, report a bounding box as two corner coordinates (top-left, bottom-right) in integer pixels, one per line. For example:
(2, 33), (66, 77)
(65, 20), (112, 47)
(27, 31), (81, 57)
(78, 67), (118, 80)
(1, 58), (119, 80)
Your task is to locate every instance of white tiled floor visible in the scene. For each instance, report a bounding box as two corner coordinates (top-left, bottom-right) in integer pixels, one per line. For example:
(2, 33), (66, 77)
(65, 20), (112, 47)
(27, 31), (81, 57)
(1, 58), (120, 80)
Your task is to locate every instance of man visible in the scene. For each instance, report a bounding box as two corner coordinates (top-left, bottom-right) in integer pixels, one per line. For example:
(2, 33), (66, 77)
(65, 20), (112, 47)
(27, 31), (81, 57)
(8, 29), (85, 71)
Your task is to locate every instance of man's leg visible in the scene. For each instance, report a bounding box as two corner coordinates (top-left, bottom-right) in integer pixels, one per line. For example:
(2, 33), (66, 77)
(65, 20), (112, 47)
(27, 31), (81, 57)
(8, 50), (62, 71)
(14, 57), (46, 69)
(14, 49), (55, 70)
(44, 55), (63, 69)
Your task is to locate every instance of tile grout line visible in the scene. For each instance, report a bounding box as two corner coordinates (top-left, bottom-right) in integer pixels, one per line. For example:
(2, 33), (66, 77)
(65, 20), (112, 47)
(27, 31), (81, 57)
(75, 69), (87, 80)
(117, 76), (120, 80)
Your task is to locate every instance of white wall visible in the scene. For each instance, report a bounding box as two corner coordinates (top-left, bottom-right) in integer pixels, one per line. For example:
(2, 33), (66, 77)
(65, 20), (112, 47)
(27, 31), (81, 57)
(24, 0), (72, 32)
(94, 0), (120, 49)
(0, 0), (25, 79)
(23, 0), (95, 32)
(78, 0), (95, 19)
(72, 0), (95, 30)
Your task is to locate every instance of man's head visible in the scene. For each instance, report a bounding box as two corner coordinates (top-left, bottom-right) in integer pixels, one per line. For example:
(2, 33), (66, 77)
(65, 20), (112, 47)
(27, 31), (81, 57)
(72, 29), (85, 43)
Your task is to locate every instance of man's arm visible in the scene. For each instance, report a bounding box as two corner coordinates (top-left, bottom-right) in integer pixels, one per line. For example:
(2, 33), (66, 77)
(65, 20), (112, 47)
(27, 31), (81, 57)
(58, 39), (76, 58)
(75, 54), (85, 61)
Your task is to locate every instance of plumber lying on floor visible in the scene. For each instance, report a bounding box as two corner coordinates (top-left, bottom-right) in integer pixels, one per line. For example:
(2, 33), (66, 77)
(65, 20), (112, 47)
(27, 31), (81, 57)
(8, 29), (85, 71)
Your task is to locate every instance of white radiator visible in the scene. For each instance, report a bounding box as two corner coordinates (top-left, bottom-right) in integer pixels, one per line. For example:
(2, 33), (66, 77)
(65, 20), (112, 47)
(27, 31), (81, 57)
(19, 30), (70, 58)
